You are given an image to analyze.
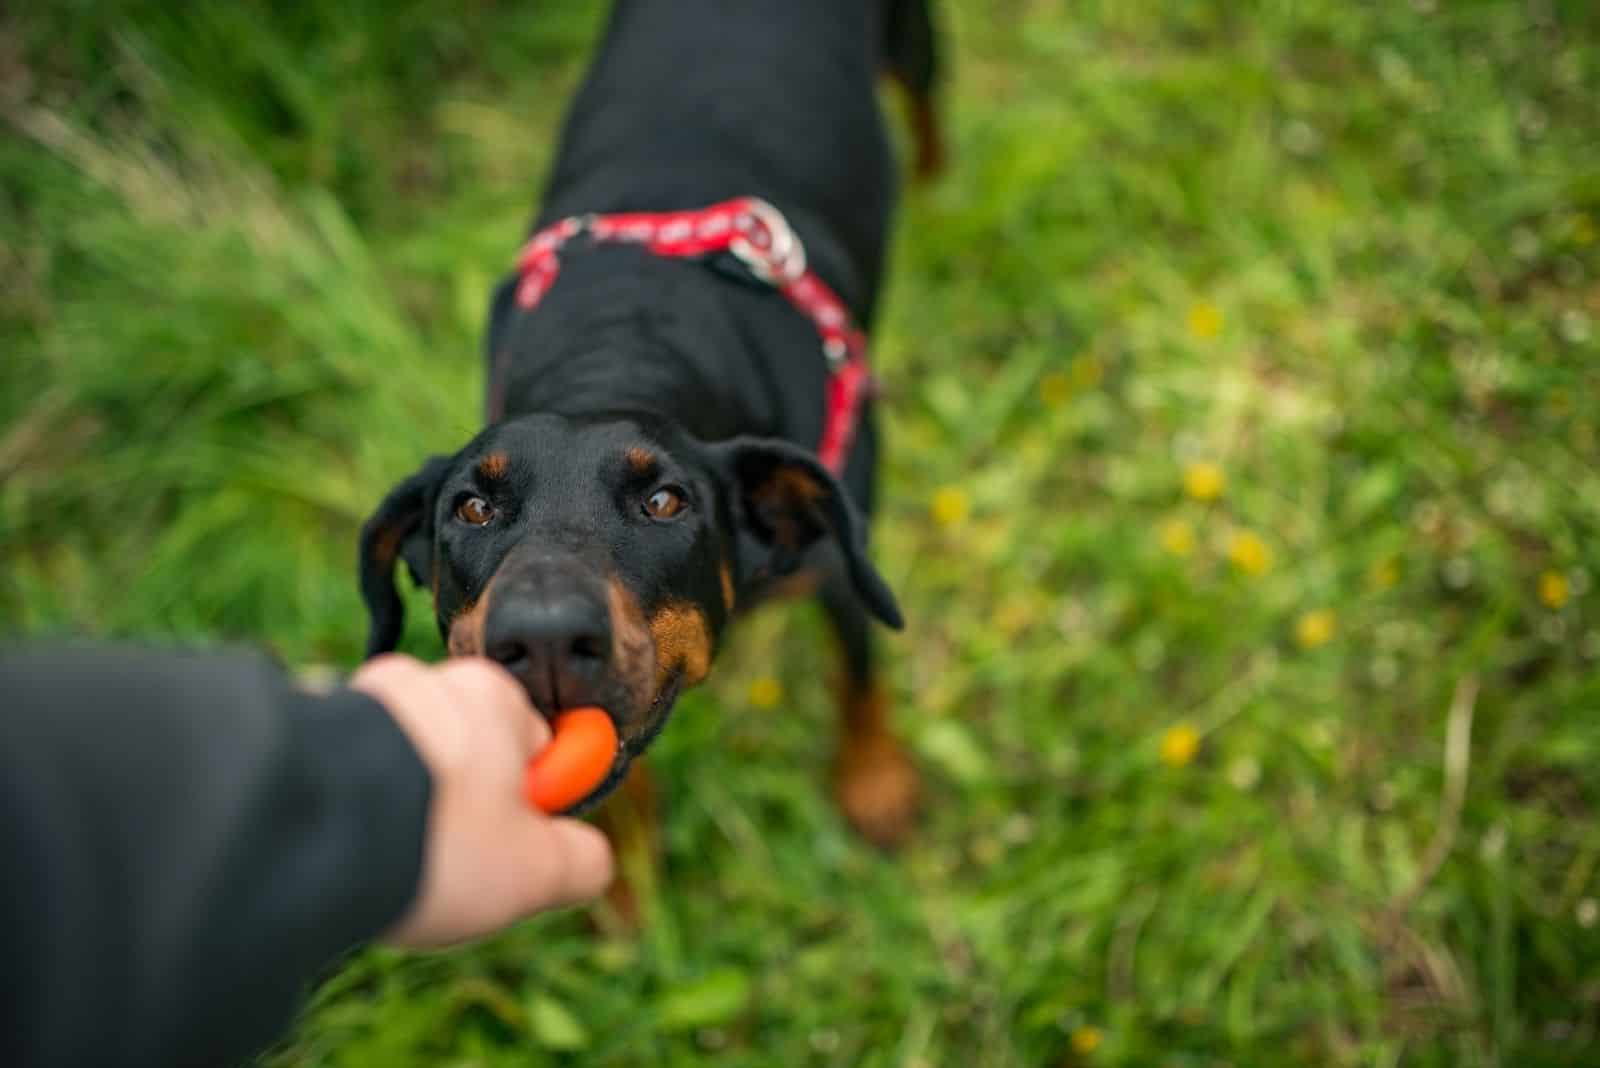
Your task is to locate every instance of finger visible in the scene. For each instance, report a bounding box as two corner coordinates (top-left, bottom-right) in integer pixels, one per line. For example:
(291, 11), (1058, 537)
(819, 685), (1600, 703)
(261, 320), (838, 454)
(515, 818), (615, 912)
(350, 652), (424, 693)
(464, 658), (556, 751)
(441, 658), (553, 750)
(350, 655), (434, 718)
(522, 703), (554, 756)
(440, 656), (528, 707)
(354, 652), (419, 674)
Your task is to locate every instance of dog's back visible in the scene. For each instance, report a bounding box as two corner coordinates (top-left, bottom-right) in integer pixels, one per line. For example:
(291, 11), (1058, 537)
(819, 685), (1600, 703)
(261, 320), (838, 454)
(537, 0), (901, 320)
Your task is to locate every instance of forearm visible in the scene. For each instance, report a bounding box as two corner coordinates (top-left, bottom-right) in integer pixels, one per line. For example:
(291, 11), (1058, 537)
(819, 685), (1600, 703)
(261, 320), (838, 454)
(0, 645), (429, 1068)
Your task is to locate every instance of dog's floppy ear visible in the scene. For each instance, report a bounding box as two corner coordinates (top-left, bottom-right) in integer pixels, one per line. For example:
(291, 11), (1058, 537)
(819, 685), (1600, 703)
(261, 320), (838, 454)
(712, 436), (902, 629)
(357, 455), (452, 657)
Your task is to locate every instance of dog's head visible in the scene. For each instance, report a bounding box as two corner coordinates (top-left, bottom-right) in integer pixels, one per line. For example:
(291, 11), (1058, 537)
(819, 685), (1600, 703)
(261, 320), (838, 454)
(358, 412), (900, 810)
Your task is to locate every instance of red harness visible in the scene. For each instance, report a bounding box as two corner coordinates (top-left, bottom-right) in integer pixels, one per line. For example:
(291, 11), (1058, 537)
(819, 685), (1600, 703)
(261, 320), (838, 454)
(495, 196), (873, 474)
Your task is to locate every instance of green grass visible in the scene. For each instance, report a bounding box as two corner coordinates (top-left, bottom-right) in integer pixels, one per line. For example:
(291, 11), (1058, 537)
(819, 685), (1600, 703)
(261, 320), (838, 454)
(5, 1), (1600, 1064)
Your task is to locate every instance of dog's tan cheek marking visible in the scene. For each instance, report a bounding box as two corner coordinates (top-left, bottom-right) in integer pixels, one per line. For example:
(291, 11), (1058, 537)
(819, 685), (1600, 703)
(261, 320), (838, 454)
(649, 603), (712, 694)
(607, 579), (658, 715)
(445, 572), (499, 657)
(719, 560), (736, 613)
(477, 452), (509, 479)
(446, 598), (488, 657)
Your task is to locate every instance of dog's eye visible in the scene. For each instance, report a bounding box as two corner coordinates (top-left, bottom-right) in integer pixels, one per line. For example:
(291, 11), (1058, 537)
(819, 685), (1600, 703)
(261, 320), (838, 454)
(643, 485), (687, 521)
(455, 496), (495, 526)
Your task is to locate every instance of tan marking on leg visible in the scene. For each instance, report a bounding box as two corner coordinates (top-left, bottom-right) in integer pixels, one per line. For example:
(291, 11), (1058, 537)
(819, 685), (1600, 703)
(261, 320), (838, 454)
(907, 91), (946, 180)
(588, 759), (659, 934)
(833, 679), (921, 849)
(719, 560), (736, 613)
(884, 68), (947, 181)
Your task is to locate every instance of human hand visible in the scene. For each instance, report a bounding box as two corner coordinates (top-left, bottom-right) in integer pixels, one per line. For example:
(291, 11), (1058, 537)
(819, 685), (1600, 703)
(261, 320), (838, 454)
(351, 654), (614, 947)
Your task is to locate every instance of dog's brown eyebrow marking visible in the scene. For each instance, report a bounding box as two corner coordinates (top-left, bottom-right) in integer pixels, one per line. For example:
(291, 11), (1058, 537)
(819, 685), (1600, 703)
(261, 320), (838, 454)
(625, 446), (657, 474)
(477, 452), (509, 479)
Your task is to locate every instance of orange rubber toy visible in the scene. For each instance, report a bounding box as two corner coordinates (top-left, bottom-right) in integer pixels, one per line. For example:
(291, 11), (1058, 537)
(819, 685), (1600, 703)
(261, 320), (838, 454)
(524, 707), (618, 813)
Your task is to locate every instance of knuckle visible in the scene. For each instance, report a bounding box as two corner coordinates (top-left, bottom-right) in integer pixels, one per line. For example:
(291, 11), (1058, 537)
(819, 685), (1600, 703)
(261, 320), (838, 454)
(354, 652), (417, 681)
(351, 654), (428, 700)
(446, 657), (529, 711)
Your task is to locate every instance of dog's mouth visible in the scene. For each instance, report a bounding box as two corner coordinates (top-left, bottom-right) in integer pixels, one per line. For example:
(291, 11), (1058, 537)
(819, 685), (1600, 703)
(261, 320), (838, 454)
(440, 575), (697, 814)
(558, 669), (684, 816)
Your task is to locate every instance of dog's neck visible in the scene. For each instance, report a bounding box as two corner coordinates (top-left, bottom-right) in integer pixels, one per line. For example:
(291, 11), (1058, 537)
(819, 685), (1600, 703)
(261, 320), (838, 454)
(488, 244), (821, 444)
(510, 339), (737, 438)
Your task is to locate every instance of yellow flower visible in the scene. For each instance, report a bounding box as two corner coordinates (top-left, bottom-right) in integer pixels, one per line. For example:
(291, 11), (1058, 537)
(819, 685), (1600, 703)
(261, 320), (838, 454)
(1160, 723), (1200, 768)
(1295, 609), (1336, 649)
(931, 486), (970, 527)
(1227, 530), (1272, 577)
(1187, 301), (1223, 340)
(1070, 1025), (1103, 1056)
(1368, 557), (1400, 591)
(1158, 517), (1196, 557)
(1039, 371), (1072, 409)
(1183, 461), (1225, 502)
(747, 676), (783, 710)
(1539, 570), (1570, 610)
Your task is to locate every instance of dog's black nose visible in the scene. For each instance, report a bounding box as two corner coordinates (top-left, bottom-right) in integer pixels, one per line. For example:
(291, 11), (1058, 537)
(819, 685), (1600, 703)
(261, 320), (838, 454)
(483, 591), (612, 714)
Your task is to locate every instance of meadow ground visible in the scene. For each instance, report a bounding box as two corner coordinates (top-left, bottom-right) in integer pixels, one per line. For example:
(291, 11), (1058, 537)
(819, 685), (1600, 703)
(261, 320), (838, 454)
(5, 2), (1600, 1065)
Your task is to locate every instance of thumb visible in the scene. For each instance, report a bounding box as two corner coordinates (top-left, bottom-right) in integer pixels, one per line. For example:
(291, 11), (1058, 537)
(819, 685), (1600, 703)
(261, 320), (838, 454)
(512, 817), (615, 914)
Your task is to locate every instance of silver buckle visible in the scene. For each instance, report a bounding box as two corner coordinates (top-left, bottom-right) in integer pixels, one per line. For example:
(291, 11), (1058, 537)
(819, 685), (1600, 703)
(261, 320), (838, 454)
(729, 197), (806, 286)
(823, 337), (849, 369)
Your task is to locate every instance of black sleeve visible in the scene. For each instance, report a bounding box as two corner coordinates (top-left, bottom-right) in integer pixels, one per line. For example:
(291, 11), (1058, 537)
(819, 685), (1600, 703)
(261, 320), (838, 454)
(0, 645), (431, 1068)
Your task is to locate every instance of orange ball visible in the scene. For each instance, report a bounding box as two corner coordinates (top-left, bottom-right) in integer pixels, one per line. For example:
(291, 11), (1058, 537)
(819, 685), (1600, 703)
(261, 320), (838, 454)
(524, 707), (618, 813)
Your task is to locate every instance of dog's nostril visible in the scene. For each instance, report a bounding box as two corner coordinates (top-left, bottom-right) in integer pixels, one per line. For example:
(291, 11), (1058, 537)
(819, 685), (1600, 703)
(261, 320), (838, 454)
(488, 640), (527, 667)
(568, 634), (606, 661)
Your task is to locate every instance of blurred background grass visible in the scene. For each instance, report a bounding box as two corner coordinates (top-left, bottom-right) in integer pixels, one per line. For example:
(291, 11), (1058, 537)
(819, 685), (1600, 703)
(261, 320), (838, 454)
(5, 1), (1600, 1064)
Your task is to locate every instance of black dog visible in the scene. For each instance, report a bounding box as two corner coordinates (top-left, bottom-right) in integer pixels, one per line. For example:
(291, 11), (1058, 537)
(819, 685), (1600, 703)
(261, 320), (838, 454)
(358, 0), (942, 850)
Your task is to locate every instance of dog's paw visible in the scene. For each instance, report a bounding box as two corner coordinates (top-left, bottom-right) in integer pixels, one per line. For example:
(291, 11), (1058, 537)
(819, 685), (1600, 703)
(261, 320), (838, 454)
(834, 733), (921, 849)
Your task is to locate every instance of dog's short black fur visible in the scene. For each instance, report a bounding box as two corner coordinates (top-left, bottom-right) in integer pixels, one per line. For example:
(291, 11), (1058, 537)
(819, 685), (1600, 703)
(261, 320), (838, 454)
(359, 0), (940, 836)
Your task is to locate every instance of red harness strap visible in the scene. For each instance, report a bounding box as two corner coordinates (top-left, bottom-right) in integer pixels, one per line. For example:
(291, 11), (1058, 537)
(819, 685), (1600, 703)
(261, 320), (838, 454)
(497, 196), (873, 475)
